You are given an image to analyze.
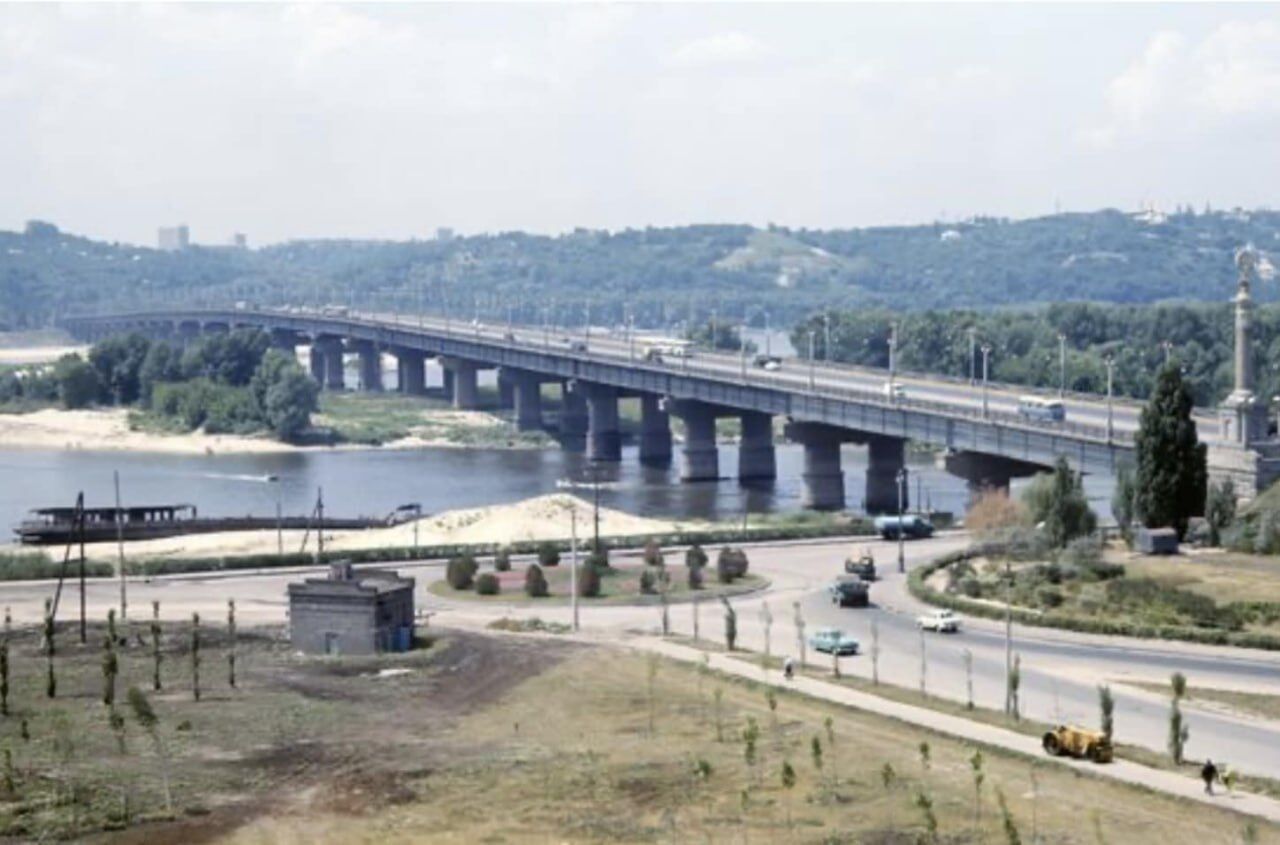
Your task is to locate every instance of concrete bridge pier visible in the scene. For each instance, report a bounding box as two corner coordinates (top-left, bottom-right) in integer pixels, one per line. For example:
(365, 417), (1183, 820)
(441, 368), (455, 402)
(506, 370), (545, 431)
(638, 394), (672, 466)
(585, 384), (622, 462)
(314, 337), (345, 390)
(440, 359), (478, 409)
(944, 451), (1044, 500)
(738, 411), (776, 482)
(496, 372), (515, 410)
(352, 341), (382, 392)
(559, 384), (588, 452)
(308, 345), (325, 384)
(396, 349), (426, 396)
(864, 434), (907, 515)
(671, 400), (720, 482)
(787, 422), (850, 511)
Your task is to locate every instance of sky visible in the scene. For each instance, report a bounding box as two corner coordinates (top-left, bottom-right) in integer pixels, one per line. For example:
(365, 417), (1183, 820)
(2, 2), (1280, 246)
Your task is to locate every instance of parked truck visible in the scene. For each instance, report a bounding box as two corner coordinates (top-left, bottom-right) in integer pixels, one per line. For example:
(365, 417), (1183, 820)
(1042, 725), (1113, 763)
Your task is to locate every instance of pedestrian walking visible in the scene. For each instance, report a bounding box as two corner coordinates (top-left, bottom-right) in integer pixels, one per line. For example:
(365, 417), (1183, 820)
(783, 656), (795, 681)
(1201, 759), (1219, 795)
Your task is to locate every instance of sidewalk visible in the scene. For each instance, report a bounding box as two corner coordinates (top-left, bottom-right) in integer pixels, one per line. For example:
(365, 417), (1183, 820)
(625, 634), (1280, 825)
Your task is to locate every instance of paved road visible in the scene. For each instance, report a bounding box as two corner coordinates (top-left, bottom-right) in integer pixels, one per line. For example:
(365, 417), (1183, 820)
(8, 534), (1275, 775)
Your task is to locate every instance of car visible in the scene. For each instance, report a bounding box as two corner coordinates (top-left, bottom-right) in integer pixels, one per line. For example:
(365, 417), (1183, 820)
(567, 339), (588, 353)
(503, 331), (516, 342)
(808, 627), (860, 655)
(882, 381), (906, 400)
(844, 549), (877, 581)
(875, 514), (934, 540)
(828, 577), (870, 608)
(753, 354), (782, 371)
(917, 609), (961, 633)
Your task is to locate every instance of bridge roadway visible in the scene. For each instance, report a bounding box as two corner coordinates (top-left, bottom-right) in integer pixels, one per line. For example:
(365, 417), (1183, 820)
(66, 306), (1260, 507)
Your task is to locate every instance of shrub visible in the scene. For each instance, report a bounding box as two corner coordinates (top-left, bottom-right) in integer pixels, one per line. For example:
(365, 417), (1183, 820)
(525, 564), (550, 598)
(643, 538), (665, 568)
(475, 573), (500, 595)
(537, 541), (561, 568)
(585, 548), (610, 573)
(639, 569), (658, 595)
(688, 562), (704, 590)
(446, 554), (479, 590)
(493, 547), (512, 572)
(716, 547), (750, 583)
(686, 544), (709, 569)
(576, 564), (601, 598)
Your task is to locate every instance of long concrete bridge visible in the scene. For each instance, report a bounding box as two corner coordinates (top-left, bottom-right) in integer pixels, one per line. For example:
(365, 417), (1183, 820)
(62, 306), (1280, 509)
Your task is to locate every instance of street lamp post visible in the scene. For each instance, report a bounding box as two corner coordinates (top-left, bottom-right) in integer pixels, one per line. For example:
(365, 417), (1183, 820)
(627, 312), (636, 361)
(764, 310), (772, 357)
(981, 344), (993, 418)
(823, 312), (832, 362)
(807, 330), (817, 391)
(710, 308), (718, 351)
(740, 324), (748, 380)
(896, 467), (908, 574)
(1104, 354), (1115, 441)
(888, 323), (898, 387)
(1058, 333), (1067, 398)
(968, 327), (977, 385)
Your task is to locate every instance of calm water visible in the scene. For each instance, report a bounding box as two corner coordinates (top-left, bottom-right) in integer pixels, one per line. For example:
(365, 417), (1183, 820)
(0, 441), (1114, 535)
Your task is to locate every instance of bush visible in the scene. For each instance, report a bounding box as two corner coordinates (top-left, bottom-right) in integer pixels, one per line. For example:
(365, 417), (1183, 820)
(537, 541), (561, 568)
(642, 538), (665, 568)
(576, 564), (601, 598)
(716, 547), (750, 583)
(475, 573), (500, 595)
(585, 548), (610, 573)
(688, 562), (704, 590)
(685, 544), (709, 569)
(493, 547), (512, 572)
(446, 554), (479, 590)
(639, 569), (658, 595)
(524, 564), (550, 598)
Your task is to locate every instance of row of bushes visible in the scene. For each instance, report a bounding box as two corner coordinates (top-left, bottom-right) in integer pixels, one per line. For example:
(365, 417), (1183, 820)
(84, 522), (865, 579)
(0, 551), (115, 581)
(908, 548), (1280, 652)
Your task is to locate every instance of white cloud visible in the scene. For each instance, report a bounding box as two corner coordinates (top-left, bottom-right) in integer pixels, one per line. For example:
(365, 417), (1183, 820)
(665, 31), (767, 69)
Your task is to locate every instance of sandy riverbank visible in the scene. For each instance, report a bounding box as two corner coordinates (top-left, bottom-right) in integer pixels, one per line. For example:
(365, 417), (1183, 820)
(0, 405), (531, 455)
(8, 493), (711, 561)
(0, 344), (88, 366)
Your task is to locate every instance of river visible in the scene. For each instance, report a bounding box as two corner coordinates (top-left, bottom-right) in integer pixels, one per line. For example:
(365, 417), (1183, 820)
(0, 441), (1115, 537)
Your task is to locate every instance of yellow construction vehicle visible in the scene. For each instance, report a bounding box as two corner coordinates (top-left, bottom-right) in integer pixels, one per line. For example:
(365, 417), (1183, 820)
(1041, 725), (1113, 763)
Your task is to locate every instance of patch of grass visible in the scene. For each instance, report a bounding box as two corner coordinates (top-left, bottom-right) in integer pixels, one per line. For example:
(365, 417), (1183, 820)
(220, 641), (1278, 844)
(315, 391), (553, 448)
(1123, 681), (1280, 723)
(126, 408), (198, 436)
(487, 617), (572, 634)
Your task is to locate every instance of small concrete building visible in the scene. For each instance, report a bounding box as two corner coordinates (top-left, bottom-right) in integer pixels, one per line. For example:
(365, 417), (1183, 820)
(288, 563), (415, 656)
(1136, 526), (1180, 556)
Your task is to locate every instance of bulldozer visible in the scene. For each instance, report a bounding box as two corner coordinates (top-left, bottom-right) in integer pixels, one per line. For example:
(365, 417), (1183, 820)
(1041, 725), (1113, 763)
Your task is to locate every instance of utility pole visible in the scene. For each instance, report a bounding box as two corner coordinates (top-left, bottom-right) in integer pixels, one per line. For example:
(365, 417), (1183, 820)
(570, 509), (580, 632)
(807, 331), (816, 391)
(1058, 333), (1067, 398)
(897, 468), (907, 574)
(1105, 354), (1115, 442)
(981, 344), (993, 418)
(968, 327), (977, 385)
(823, 312), (831, 361)
(764, 310), (772, 357)
(1004, 555), (1014, 716)
(740, 324), (748, 380)
(710, 308), (718, 350)
(315, 487), (325, 565)
(114, 470), (127, 620)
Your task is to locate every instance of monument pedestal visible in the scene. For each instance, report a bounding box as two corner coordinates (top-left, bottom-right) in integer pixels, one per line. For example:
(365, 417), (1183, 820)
(1219, 390), (1268, 445)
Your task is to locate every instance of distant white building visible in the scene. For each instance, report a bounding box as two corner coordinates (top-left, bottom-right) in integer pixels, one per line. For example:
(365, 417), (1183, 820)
(158, 225), (189, 251)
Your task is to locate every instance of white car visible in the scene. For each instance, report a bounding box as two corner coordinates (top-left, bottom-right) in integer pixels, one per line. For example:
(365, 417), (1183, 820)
(917, 609), (961, 633)
(882, 381), (906, 400)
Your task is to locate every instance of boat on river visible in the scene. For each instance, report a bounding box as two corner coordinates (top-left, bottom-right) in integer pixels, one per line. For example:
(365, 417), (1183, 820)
(14, 503), (407, 546)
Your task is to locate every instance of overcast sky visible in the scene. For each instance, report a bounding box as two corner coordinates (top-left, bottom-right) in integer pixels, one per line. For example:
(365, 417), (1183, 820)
(2, 3), (1279, 246)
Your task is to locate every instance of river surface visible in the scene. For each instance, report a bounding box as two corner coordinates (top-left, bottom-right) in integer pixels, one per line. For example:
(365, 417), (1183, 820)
(0, 443), (1115, 535)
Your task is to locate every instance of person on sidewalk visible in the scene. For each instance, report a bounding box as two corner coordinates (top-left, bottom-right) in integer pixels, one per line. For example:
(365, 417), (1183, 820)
(783, 656), (795, 681)
(1202, 759), (1219, 795)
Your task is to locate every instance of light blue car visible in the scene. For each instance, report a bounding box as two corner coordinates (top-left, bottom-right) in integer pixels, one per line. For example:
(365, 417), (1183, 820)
(807, 627), (860, 656)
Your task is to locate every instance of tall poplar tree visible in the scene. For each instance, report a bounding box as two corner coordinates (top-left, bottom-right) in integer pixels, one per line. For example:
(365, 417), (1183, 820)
(1134, 365), (1207, 539)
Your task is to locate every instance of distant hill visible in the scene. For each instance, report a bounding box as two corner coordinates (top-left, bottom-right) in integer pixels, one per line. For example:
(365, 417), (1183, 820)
(3, 208), (1277, 330)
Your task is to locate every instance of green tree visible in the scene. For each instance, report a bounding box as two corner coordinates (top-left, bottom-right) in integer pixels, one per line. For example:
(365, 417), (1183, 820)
(1134, 365), (1207, 539)
(53, 353), (101, 409)
(138, 342), (183, 402)
(1205, 477), (1237, 547)
(89, 333), (151, 404)
(1112, 464), (1137, 546)
(1024, 458), (1096, 548)
(263, 369), (318, 440)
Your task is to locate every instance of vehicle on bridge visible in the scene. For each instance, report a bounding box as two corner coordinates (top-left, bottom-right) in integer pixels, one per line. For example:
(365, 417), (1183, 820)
(916, 608), (961, 633)
(844, 548), (877, 581)
(828, 576), (870, 608)
(1017, 395), (1066, 422)
(1042, 725), (1113, 763)
(874, 514), (934, 540)
(882, 381), (907, 400)
(808, 627), (860, 655)
(641, 337), (693, 362)
(753, 354), (782, 371)
(321, 304), (349, 317)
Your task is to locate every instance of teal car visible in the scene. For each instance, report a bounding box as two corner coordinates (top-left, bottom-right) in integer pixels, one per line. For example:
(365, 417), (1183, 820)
(807, 627), (860, 656)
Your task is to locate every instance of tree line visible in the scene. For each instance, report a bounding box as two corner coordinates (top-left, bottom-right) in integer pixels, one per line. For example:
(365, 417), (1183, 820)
(791, 301), (1280, 406)
(0, 329), (318, 440)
